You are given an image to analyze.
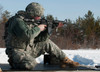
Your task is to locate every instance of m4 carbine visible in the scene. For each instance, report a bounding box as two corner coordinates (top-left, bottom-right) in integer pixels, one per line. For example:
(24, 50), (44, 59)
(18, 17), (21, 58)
(34, 17), (67, 35)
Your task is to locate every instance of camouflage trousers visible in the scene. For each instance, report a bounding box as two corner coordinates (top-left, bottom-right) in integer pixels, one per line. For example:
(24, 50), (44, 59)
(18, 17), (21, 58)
(6, 39), (66, 70)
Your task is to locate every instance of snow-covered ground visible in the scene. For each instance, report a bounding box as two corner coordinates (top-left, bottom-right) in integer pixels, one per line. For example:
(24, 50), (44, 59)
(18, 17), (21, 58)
(0, 48), (100, 67)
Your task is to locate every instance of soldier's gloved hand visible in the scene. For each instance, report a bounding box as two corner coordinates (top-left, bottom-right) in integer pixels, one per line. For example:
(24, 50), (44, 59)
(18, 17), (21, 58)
(38, 24), (47, 31)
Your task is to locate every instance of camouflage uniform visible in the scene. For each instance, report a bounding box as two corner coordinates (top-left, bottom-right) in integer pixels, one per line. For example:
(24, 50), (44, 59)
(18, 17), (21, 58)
(5, 2), (66, 70)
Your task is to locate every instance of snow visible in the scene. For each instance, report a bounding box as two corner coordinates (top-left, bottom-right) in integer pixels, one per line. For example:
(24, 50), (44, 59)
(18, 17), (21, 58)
(63, 50), (100, 66)
(0, 48), (100, 67)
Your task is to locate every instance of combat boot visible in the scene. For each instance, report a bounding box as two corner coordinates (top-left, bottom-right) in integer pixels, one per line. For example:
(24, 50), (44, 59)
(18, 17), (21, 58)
(61, 57), (80, 68)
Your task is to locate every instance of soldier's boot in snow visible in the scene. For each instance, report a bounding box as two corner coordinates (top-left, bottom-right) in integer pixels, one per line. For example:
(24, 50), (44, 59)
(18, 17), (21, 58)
(61, 57), (80, 68)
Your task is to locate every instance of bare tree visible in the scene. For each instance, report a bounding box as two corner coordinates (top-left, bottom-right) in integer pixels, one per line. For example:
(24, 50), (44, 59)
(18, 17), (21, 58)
(0, 5), (11, 47)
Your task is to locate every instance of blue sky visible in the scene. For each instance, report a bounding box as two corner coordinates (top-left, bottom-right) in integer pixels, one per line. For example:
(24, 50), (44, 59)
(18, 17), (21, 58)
(0, 0), (100, 21)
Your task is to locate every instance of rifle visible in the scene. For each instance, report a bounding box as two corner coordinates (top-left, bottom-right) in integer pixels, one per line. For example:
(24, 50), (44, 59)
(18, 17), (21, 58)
(34, 17), (67, 35)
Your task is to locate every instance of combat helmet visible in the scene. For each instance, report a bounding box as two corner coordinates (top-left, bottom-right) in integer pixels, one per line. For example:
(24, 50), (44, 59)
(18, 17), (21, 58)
(26, 2), (44, 17)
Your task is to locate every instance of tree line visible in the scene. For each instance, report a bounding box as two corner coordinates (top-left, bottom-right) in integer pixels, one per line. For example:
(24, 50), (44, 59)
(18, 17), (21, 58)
(50, 10), (100, 49)
(0, 5), (100, 49)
